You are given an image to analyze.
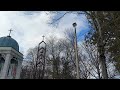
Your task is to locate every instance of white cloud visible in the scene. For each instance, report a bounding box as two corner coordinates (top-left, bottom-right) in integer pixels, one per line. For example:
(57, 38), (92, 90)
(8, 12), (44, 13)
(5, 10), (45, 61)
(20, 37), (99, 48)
(0, 11), (87, 58)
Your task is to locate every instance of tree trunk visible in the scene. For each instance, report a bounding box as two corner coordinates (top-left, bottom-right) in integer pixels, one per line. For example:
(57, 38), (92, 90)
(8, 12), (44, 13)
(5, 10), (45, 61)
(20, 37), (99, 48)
(98, 44), (108, 79)
(95, 11), (108, 79)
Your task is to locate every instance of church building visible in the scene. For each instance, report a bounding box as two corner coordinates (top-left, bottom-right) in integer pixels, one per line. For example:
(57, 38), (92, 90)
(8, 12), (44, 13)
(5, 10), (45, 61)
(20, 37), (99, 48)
(0, 33), (23, 79)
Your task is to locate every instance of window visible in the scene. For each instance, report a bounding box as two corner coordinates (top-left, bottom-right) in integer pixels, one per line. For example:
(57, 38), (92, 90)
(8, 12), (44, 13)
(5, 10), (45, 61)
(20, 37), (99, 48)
(0, 57), (5, 76)
(7, 59), (18, 79)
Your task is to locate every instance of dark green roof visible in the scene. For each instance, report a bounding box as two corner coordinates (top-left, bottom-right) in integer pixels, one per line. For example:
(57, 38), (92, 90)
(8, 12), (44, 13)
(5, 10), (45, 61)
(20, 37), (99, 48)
(0, 36), (19, 51)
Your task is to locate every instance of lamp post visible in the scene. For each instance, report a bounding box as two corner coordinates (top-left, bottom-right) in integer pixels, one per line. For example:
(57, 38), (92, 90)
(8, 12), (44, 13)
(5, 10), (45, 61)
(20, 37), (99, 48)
(73, 22), (80, 79)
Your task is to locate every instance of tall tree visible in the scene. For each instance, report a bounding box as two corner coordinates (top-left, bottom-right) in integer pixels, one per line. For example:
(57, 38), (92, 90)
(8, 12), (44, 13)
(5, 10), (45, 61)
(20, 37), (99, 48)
(85, 11), (120, 78)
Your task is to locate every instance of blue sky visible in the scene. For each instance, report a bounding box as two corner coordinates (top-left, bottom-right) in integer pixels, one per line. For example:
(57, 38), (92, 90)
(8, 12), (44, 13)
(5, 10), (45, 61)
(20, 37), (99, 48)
(0, 11), (89, 57)
(51, 11), (89, 40)
(77, 27), (89, 41)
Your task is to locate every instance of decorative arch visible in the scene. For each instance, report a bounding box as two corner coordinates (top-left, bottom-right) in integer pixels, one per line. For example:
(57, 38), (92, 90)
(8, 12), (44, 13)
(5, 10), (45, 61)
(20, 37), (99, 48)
(0, 54), (5, 76)
(7, 57), (18, 79)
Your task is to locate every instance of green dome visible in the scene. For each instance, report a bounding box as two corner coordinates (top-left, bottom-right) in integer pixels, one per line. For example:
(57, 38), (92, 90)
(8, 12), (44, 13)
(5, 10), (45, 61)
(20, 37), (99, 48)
(0, 36), (19, 51)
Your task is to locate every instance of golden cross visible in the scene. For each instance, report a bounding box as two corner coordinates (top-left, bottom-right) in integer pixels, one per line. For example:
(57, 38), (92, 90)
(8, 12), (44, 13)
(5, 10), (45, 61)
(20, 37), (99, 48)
(42, 35), (45, 41)
(8, 29), (13, 36)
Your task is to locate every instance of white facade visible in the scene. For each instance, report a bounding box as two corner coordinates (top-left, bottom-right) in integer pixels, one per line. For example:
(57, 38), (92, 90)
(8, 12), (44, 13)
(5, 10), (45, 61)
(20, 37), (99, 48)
(0, 47), (23, 79)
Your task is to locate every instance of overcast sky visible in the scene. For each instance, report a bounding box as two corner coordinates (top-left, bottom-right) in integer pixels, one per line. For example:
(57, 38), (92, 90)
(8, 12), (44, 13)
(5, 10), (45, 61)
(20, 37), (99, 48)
(0, 11), (89, 58)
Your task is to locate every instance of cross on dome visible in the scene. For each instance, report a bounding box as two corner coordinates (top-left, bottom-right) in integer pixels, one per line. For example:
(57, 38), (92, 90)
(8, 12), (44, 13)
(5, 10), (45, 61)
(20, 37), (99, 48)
(8, 29), (13, 36)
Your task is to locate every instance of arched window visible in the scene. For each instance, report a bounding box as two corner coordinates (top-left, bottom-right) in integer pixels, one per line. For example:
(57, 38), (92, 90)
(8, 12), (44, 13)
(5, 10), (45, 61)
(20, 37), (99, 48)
(0, 55), (5, 76)
(7, 58), (18, 79)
